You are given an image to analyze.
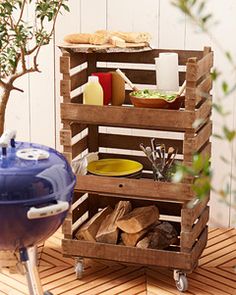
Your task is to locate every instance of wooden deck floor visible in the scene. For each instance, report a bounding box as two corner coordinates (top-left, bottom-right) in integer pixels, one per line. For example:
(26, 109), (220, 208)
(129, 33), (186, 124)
(0, 228), (235, 295)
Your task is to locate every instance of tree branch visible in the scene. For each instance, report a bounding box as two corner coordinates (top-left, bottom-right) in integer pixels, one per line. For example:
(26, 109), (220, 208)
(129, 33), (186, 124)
(0, 80), (7, 88)
(16, 0), (27, 27)
(11, 86), (24, 93)
(20, 47), (27, 72)
(9, 67), (39, 84)
(32, 0), (63, 72)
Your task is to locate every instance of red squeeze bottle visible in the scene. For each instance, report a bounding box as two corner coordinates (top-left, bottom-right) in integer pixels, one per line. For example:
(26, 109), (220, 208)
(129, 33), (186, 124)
(92, 73), (112, 105)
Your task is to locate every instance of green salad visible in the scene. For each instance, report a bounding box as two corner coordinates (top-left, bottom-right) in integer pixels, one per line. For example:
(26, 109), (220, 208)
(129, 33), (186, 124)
(131, 89), (177, 101)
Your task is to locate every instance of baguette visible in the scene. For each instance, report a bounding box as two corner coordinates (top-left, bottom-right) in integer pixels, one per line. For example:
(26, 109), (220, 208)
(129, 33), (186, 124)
(113, 32), (151, 43)
(89, 33), (110, 45)
(110, 36), (126, 48)
(64, 33), (91, 44)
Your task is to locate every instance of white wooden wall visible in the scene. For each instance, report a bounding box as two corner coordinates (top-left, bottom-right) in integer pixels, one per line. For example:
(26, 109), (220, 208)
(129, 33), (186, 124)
(5, 0), (236, 227)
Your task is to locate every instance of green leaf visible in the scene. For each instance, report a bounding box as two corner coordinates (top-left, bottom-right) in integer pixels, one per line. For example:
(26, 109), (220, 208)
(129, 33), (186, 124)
(62, 3), (70, 12)
(211, 68), (220, 81)
(222, 81), (229, 94)
(225, 51), (233, 62)
(220, 156), (230, 164)
(223, 125), (236, 142)
(201, 13), (212, 24)
(213, 133), (223, 140)
(212, 103), (230, 116)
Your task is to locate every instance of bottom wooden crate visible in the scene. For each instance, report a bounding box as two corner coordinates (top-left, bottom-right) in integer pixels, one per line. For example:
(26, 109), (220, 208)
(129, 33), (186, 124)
(62, 226), (208, 272)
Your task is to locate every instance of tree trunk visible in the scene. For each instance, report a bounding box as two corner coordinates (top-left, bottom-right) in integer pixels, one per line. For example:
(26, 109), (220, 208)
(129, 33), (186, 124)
(0, 86), (11, 135)
(0, 86), (15, 268)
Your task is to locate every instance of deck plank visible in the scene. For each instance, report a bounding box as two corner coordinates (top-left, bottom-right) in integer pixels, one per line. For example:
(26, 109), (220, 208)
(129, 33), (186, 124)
(0, 228), (235, 295)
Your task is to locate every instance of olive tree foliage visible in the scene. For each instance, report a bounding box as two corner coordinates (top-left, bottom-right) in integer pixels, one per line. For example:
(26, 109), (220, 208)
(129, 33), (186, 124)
(172, 0), (236, 210)
(0, 0), (69, 134)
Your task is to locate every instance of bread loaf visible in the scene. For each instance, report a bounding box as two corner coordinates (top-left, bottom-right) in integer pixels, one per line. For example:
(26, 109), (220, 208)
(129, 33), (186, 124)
(64, 33), (92, 44)
(114, 32), (151, 43)
(89, 33), (110, 45)
(110, 36), (126, 48)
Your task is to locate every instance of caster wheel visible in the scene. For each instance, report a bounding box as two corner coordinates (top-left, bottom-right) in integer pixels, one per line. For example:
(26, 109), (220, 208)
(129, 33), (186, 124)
(44, 292), (53, 295)
(175, 274), (188, 292)
(75, 261), (84, 279)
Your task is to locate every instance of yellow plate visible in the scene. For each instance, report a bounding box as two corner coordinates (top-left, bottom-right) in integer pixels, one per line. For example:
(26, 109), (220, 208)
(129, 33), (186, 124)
(87, 159), (143, 177)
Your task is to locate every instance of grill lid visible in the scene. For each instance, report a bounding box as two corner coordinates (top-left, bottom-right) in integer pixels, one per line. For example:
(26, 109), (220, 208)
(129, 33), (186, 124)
(0, 141), (75, 203)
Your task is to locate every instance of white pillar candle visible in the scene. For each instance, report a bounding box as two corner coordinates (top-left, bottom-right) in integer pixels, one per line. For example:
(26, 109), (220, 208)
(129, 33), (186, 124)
(155, 53), (179, 92)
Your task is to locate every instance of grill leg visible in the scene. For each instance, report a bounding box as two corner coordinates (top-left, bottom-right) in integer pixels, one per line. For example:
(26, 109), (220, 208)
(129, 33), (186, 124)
(19, 247), (44, 295)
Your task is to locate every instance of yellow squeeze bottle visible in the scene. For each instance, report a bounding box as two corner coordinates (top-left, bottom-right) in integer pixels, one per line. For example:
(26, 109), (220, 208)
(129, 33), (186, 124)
(83, 76), (103, 105)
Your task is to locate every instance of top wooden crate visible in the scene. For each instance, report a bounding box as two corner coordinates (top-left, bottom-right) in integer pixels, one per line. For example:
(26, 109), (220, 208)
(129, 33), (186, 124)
(60, 47), (213, 131)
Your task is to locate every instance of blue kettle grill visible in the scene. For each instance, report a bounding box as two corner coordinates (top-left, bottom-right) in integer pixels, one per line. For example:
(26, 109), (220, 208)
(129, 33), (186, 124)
(0, 130), (76, 295)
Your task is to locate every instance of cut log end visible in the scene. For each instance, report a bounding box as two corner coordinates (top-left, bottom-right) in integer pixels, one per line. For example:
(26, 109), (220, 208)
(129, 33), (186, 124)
(117, 205), (159, 234)
(96, 201), (132, 244)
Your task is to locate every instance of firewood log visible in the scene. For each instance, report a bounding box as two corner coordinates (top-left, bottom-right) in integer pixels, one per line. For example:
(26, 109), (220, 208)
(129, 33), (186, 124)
(136, 222), (178, 250)
(117, 205), (159, 234)
(121, 228), (147, 247)
(96, 201), (132, 244)
(75, 206), (112, 242)
(121, 221), (161, 247)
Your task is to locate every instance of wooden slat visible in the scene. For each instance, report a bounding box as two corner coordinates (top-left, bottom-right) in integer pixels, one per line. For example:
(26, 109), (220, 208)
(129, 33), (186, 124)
(186, 52), (213, 82)
(96, 67), (186, 85)
(181, 206), (209, 251)
(71, 93), (83, 104)
(183, 129), (195, 164)
(191, 226), (208, 264)
(70, 68), (87, 91)
(199, 141), (212, 160)
(87, 54), (97, 76)
(72, 198), (89, 223)
(69, 52), (87, 69)
(60, 129), (71, 146)
(62, 218), (72, 238)
(99, 133), (183, 153)
(62, 239), (192, 270)
(61, 103), (195, 131)
(195, 97), (212, 121)
(194, 121), (212, 151)
(62, 152), (72, 164)
(60, 80), (71, 97)
(96, 49), (203, 65)
(72, 135), (88, 158)
(196, 74), (212, 105)
(93, 195), (183, 217)
(70, 123), (87, 137)
(60, 55), (70, 74)
(76, 175), (193, 202)
(88, 125), (99, 152)
(181, 196), (210, 231)
(197, 51), (214, 80)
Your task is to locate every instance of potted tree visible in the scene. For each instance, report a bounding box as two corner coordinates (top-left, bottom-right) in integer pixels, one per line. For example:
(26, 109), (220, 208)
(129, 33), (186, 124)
(0, 0), (69, 269)
(0, 0), (69, 135)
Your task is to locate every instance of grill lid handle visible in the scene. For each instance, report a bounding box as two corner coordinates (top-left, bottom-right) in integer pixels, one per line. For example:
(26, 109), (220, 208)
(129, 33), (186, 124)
(27, 201), (69, 220)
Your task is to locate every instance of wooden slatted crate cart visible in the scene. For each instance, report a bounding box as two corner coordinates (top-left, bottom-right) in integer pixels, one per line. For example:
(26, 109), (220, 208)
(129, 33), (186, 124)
(59, 46), (213, 292)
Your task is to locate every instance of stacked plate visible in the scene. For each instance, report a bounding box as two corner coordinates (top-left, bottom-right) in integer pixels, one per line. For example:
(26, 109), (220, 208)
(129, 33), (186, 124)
(87, 159), (143, 178)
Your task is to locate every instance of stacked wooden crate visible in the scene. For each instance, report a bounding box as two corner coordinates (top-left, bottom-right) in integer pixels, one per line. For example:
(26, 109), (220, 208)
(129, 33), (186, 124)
(59, 47), (213, 273)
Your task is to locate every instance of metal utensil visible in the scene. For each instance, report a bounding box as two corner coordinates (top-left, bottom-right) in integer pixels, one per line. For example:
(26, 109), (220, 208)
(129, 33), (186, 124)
(163, 147), (178, 173)
(140, 143), (163, 180)
(151, 138), (157, 161)
(160, 144), (166, 170)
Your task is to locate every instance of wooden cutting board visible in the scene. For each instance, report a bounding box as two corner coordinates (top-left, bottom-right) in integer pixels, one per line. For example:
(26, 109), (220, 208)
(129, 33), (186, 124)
(58, 42), (152, 53)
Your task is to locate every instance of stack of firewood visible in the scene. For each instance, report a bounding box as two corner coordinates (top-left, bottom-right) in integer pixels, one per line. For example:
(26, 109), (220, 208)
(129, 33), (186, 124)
(76, 201), (178, 249)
